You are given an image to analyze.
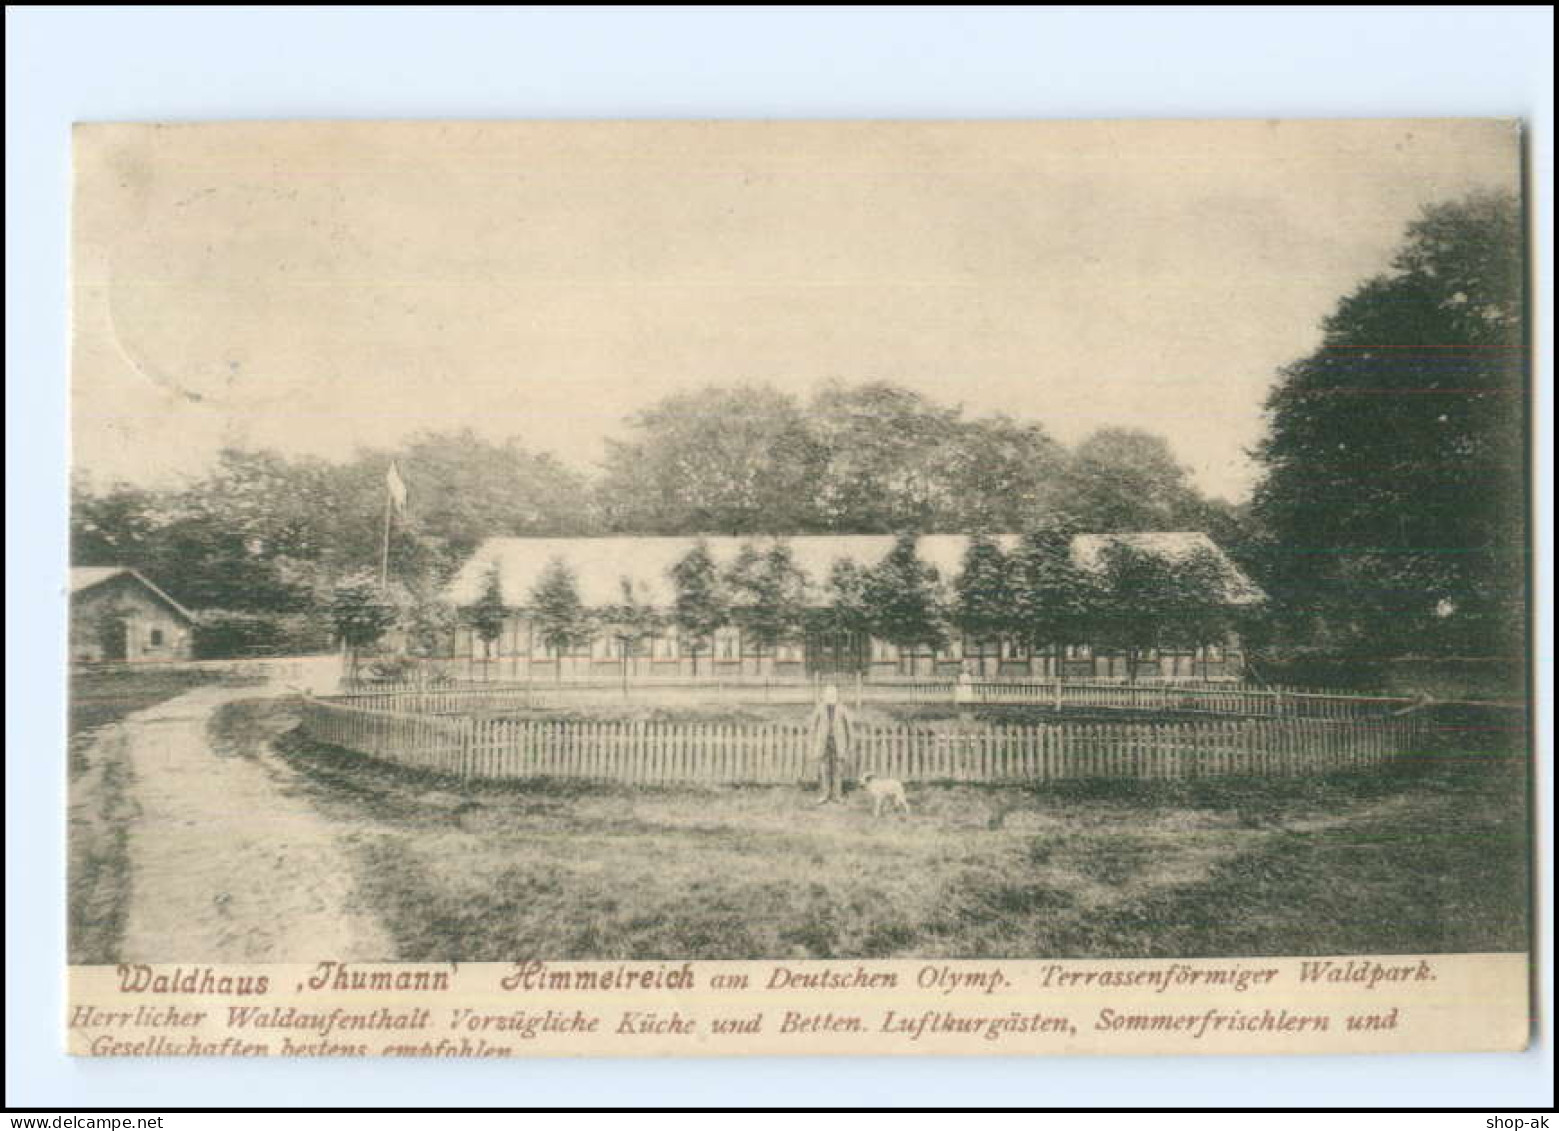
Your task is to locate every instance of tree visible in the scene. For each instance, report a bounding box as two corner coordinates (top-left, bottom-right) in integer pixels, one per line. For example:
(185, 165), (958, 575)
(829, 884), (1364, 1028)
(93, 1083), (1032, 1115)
(71, 449), (343, 616)
(952, 534), (1014, 670)
(806, 558), (873, 675)
(528, 557), (593, 681)
(468, 562), (507, 679)
(1011, 519), (1096, 674)
(597, 386), (823, 534)
(384, 587), (457, 685)
(601, 576), (666, 692)
(374, 430), (596, 564)
(1061, 428), (1201, 532)
(942, 415), (1069, 530)
(598, 380), (1084, 535)
(83, 448), (327, 615)
(1160, 547), (1238, 679)
(723, 540), (810, 669)
(330, 571), (398, 683)
(312, 432), (595, 594)
(807, 382), (964, 531)
(670, 540), (727, 675)
(1252, 191), (1525, 656)
(823, 559), (872, 634)
(862, 533), (947, 673)
(91, 601), (132, 661)
(1087, 542), (1234, 682)
(1091, 541), (1180, 683)
(70, 476), (161, 567)
(170, 448), (339, 610)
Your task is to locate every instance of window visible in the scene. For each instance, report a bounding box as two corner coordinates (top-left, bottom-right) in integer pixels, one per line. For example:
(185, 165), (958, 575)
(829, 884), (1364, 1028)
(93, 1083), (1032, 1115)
(149, 628), (164, 647)
(715, 627), (741, 660)
(870, 637), (898, 662)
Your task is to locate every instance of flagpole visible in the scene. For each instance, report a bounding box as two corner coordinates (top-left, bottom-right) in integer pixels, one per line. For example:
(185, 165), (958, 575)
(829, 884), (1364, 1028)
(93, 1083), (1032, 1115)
(379, 485), (393, 593)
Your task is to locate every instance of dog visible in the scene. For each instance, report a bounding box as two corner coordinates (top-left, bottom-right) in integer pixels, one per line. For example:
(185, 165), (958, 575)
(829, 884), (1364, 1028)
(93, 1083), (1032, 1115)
(859, 772), (911, 818)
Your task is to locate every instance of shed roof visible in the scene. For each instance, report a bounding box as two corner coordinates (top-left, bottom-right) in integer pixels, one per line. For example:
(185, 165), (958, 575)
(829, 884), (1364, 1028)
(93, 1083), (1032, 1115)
(446, 532), (1262, 609)
(69, 566), (197, 622)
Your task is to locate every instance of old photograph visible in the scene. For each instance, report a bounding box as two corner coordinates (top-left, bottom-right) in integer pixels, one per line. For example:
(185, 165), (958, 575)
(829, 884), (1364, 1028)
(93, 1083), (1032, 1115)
(68, 119), (1528, 991)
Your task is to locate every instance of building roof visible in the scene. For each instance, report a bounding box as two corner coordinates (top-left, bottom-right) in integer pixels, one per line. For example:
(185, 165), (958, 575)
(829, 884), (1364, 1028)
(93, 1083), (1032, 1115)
(1072, 532), (1267, 604)
(447, 532), (1263, 609)
(69, 566), (197, 622)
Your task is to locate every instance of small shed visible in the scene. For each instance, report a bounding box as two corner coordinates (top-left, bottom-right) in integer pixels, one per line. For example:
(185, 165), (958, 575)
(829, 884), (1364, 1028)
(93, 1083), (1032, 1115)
(69, 567), (196, 663)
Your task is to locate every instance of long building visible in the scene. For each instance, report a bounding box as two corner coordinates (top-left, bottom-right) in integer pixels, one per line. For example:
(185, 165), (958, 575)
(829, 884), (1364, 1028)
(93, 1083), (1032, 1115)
(443, 533), (1263, 681)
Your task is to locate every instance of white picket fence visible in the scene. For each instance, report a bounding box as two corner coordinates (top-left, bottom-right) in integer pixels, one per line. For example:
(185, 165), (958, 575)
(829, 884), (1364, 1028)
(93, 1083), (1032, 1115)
(298, 696), (1425, 785)
(966, 679), (1409, 719)
(331, 677), (1413, 720)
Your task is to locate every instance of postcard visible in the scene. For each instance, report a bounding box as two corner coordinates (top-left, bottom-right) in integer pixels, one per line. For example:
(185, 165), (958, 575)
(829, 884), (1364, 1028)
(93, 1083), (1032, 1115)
(68, 120), (1531, 1056)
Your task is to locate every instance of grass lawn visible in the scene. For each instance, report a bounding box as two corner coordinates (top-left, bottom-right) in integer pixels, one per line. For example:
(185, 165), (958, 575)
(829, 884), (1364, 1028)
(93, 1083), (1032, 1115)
(1262, 656), (1528, 704)
(273, 707), (1529, 962)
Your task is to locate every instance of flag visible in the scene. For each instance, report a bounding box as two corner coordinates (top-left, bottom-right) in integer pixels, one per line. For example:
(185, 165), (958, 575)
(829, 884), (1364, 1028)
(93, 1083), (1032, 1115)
(386, 461), (408, 516)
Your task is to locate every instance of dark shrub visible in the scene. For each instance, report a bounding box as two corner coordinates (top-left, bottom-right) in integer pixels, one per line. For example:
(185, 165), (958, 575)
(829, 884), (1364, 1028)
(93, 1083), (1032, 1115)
(193, 610), (333, 659)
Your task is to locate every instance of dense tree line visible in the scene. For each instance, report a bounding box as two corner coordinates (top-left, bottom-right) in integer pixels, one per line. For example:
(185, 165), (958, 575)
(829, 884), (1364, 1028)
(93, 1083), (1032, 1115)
(72, 431), (591, 653)
(595, 381), (1230, 537)
(71, 389), (1237, 631)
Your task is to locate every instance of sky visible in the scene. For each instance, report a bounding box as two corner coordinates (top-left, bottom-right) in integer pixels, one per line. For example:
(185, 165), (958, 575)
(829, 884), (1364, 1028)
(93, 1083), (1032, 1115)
(71, 119), (1521, 502)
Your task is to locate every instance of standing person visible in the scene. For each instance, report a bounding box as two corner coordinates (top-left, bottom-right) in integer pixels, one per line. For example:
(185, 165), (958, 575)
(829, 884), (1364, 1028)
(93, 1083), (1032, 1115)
(808, 682), (854, 804)
(955, 664), (976, 725)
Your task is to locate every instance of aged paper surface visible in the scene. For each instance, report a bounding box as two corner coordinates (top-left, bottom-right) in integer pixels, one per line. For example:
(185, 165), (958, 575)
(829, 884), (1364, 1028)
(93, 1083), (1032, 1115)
(69, 955), (1528, 1057)
(68, 120), (1531, 1057)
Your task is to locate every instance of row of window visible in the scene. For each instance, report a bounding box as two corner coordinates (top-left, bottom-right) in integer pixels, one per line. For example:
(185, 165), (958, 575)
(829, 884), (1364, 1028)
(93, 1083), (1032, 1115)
(473, 627), (807, 662)
(472, 624), (1223, 664)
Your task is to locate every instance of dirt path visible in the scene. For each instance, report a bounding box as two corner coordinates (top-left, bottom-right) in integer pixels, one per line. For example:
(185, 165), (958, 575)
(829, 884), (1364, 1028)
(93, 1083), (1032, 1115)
(112, 678), (391, 962)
